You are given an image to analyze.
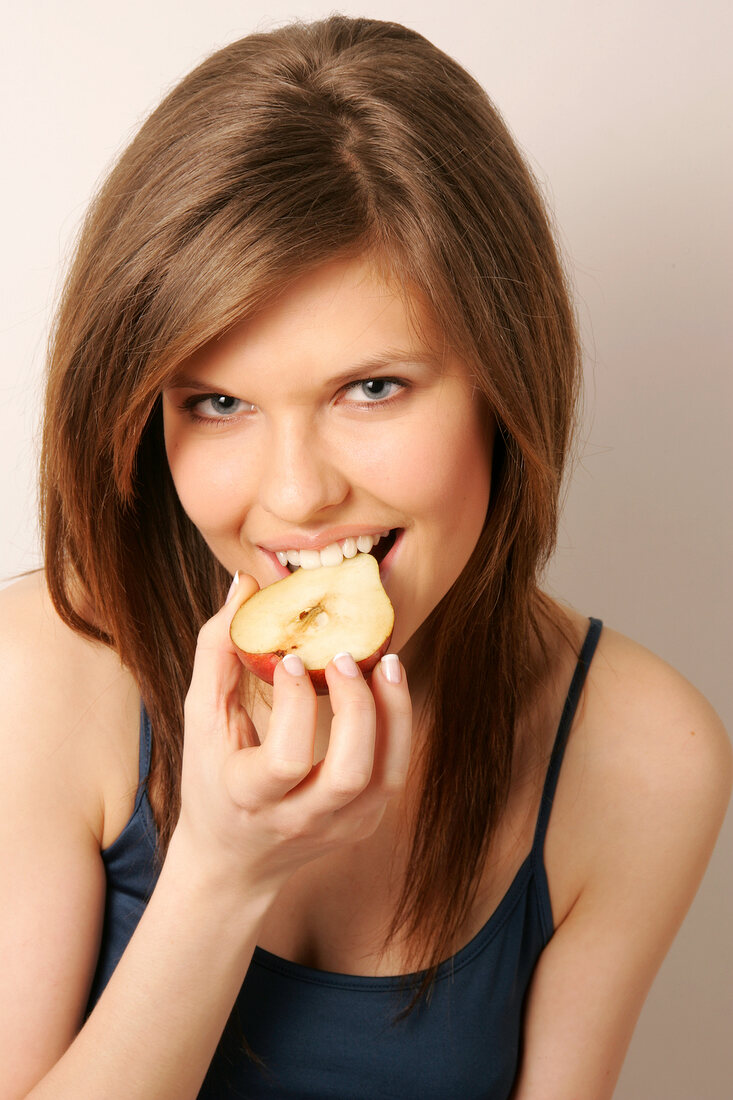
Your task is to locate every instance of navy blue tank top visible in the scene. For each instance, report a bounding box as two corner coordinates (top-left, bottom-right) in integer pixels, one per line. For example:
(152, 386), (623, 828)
(86, 618), (603, 1098)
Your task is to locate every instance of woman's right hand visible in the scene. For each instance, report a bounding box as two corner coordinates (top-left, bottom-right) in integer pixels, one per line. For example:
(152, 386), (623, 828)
(172, 572), (413, 904)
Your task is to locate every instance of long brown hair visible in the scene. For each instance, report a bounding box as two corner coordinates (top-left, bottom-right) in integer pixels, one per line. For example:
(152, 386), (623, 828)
(40, 16), (580, 999)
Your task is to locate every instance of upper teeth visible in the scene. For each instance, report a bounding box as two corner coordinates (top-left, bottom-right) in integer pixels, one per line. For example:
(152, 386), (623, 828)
(275, 531), (391, 570)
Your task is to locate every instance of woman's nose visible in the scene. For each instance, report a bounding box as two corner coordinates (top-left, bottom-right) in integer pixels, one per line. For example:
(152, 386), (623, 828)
(256, 421), (349, 523)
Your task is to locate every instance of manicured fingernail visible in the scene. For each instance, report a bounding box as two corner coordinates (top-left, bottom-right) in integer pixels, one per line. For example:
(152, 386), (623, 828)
(380, 654), (401, 684)
(333, 651), (359, 677)
(225, 571), (240, 604)
(282, 653), (305, 677)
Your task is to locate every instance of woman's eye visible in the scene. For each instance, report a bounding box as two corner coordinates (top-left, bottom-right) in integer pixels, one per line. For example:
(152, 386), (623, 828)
(344, 378), (405, 405)
(185, 394), (251, 420)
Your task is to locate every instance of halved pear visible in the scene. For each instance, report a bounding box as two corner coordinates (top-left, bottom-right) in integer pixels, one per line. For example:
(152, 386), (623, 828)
(230, 553), (395, 693)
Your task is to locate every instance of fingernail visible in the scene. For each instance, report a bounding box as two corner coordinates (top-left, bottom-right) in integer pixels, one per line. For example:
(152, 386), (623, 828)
(282, 653), (305, 677)
(380, 654), (401, 684)
(225, 571), (240, 604)
(333, 651), (359, 677)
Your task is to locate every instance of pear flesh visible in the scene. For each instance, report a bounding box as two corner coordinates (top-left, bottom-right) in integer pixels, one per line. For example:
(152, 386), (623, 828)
(230, 553), (395, 693)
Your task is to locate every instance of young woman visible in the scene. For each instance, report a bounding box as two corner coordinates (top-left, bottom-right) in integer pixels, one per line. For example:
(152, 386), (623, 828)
(1, 15), (729, 1100)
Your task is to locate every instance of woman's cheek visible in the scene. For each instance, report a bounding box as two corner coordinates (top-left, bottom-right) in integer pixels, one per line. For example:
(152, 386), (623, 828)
(167, 436), (252, 534)
(345, 418), (442, 499)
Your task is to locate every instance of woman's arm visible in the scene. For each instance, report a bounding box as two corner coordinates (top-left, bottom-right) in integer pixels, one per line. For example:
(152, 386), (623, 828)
(0, 575), (117, 1094)
(0, 573), (412, 1099)
(512, 630), (732, 1099)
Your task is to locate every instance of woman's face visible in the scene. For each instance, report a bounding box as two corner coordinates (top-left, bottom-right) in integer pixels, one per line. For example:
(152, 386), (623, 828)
(162, 257), (492, 661)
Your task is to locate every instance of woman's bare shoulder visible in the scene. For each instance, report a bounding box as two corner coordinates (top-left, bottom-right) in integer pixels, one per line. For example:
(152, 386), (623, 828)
(557, 616), (731, 898)
(585, 623), (731, 786)
(0, 571), (141, 846)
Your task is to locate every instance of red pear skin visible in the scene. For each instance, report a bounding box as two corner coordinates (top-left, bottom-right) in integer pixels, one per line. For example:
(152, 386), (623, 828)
(235, 635), (392, 694)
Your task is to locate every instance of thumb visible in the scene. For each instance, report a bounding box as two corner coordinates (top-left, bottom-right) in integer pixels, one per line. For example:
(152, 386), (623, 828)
(186, 571), (261, 721)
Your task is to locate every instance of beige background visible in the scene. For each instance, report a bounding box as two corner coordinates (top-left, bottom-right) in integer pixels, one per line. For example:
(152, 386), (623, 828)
(1, 1), (730, 1095)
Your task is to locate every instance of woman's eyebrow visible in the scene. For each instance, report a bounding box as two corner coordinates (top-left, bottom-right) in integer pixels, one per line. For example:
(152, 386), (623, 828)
(323, 349), (443, 387)
(167, 348), (443, 392)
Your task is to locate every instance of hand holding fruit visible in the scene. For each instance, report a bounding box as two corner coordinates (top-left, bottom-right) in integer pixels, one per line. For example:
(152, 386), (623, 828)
(172, 562), (410, 903)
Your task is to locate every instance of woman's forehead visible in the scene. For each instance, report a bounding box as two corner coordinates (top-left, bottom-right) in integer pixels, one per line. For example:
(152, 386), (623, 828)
(175, 256), (446, 378)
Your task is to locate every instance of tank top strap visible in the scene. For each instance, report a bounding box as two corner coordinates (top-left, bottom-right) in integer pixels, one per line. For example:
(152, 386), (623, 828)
(137, 701), (153, 788)
(532, 617), (603, 853)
